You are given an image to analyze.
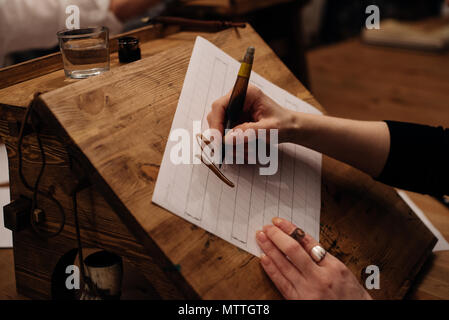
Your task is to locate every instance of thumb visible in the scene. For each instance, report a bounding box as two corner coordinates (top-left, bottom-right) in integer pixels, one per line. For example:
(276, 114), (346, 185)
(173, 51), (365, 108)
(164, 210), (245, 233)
(224, 121), (264, 145)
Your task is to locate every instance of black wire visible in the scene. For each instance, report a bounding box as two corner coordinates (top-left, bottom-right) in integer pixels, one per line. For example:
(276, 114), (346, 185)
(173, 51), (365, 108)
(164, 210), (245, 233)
(72, 192), (83, 274)
(17, 103), (34, 191)
(17, 95), (65, 238)
(72, 190), (90, 295)
(19, 95), (97, 298)
(72, 188), (100, 299)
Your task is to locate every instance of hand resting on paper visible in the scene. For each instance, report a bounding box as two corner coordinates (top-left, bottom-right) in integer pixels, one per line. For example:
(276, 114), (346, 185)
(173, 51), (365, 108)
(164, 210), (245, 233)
(257, 217), (372, 300)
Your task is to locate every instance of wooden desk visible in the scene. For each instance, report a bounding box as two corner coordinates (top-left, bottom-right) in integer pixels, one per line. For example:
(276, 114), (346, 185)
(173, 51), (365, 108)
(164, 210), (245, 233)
(0, 25), (436, 300)
(308, 38), (449, 299)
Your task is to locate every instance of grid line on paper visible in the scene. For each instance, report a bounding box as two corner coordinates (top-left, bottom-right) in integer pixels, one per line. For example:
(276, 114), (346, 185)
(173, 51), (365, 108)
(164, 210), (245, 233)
(231, 166), (246, 243)
(198, 57), (230, 231)
(286, 100), (298, 224)
(184, 57), (228, 221)
(198, 57), (228, 223)
(276, 148), (283, 220)
(230, 167), (240, 240)
(291, 150), (296, 222)
(163, 47), (202, 207)
(184, 59), (213, 220)
(214, 182), (224, 233)
(244, 166), (256, 244)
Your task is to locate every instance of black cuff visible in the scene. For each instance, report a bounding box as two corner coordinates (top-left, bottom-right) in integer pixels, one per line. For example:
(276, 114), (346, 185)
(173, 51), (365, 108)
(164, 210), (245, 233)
(376, 121), (449, 197)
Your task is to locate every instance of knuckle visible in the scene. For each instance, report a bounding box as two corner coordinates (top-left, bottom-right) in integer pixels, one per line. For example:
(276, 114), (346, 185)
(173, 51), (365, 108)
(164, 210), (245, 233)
(339, 267), (349, 278)
(334, 262), (349, 277)
(272, 118), (282, 129)
(249, 85), (263, 98)
(211, 100), (222, 110)
(265, 263), (277, 276)
(319, 274), (334, 290)
(263, 244), (277, 257)
(277, 260), (291, 274)
(253, 86), (263, 96)
(301, 236), (313, 248)
(285, 242), (301, 257)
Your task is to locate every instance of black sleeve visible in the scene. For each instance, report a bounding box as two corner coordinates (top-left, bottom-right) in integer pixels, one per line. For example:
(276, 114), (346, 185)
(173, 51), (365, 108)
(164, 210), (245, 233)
(376, 121), (449, 197)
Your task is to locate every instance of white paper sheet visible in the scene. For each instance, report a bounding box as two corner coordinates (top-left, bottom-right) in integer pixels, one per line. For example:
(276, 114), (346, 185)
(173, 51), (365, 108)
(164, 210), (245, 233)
(397, 190), (449, 252)
(0, 144), (12, 248)
(152, 37), (322, 256)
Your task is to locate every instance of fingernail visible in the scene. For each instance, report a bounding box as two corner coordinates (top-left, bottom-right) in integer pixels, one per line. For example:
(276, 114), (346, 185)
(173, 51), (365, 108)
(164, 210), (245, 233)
(256, 231), (267, 243)
(272, 217), (282, 226)
(260, 254), (270, 265)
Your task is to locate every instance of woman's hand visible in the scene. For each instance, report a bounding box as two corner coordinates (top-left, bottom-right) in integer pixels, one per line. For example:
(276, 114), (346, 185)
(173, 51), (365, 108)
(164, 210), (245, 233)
(257, 217), (372, 300)
(207, 85), (299, 144)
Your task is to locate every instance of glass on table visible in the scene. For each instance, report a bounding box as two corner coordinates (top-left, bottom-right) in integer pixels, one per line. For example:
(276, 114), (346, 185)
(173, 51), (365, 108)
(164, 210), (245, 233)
(57, 27), (110, 79)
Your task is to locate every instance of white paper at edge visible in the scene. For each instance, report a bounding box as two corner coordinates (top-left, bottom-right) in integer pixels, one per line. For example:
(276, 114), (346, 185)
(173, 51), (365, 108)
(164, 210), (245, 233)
(397, 190), (449, 252)
(0, 144), (12, 248)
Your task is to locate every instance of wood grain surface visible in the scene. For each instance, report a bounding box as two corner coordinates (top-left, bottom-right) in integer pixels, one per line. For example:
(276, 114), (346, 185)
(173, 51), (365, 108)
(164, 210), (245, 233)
(29, 26), (436, 299)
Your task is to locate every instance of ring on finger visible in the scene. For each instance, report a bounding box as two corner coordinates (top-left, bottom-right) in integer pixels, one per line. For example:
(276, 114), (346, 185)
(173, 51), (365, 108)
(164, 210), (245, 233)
(290, 228), (305, 242)
(289, 227), (327, 263)
(311, 245), (326, 263)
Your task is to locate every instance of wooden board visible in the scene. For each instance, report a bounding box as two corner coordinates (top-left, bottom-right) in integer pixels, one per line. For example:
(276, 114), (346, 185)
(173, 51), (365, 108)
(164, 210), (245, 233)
(31, 25), (436, 299)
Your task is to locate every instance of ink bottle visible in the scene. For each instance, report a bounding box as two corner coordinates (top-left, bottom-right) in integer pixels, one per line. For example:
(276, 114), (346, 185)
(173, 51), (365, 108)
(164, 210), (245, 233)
(118, 36), (141, 63)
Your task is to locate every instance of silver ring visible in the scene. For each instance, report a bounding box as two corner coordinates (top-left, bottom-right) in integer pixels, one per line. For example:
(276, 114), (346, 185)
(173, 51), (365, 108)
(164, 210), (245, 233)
(311, 245), (327, 263)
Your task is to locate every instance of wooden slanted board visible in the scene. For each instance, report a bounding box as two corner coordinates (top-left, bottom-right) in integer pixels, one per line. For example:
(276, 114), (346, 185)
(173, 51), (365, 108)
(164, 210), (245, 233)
(33, 26), (436, 299)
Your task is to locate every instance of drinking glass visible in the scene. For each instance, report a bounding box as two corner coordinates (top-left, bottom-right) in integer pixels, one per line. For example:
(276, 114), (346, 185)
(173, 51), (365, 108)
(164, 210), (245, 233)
(57, 27), (110, 79)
